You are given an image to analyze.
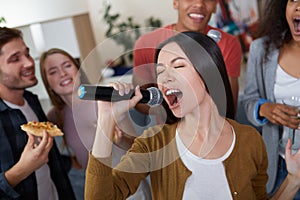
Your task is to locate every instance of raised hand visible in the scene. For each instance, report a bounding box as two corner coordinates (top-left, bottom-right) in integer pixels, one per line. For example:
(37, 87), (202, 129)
(19, 130), (53, 171)
(285, 138), (300, 183)
(5, 130), (53, 187)
(97, 83), (143, 121)
(93, 82), (142, 158)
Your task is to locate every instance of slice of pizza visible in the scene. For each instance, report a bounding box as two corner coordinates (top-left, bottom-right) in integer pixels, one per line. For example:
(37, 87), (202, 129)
(21, 121), (64, 137)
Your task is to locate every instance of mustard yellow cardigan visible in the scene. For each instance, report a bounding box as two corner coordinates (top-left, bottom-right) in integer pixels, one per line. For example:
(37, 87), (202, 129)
(85, 119), (268, 200)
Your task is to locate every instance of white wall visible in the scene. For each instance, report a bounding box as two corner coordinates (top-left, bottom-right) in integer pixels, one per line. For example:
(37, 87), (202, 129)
(1, 0), (177, 43)
(0, 0), (88, 27)
(42, 19), (80, 58)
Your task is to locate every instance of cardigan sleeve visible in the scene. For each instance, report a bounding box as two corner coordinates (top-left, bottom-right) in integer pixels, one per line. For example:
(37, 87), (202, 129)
(85, 154), (115, 200)
(242, 39), (268, 127)
(85, 142), (150, 200)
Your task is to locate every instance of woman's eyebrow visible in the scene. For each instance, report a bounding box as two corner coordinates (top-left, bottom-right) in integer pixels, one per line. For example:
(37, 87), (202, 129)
(62, 60), (71, 65)
(170, 57), (186, 64)
(47, 66), (58, 72)
(156, 56), (186, 67)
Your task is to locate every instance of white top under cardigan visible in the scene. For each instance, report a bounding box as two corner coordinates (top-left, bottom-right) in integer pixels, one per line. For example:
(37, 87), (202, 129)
(176, 128), (236, 200)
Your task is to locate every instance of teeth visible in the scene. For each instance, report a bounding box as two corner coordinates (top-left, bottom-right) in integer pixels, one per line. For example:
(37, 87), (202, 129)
(61, 79), (71, 86)
(166, 89), (180, 96)
(23, 71), (33, 76)
(189, 13), (204, 19)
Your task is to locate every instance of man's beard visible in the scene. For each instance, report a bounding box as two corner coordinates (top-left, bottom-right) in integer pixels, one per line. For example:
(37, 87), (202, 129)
(0, 70), (38, 90)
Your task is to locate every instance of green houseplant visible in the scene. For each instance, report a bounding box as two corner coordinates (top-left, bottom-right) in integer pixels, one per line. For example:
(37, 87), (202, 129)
(102, 4), (161, 66)
(0, 17), (6, 24)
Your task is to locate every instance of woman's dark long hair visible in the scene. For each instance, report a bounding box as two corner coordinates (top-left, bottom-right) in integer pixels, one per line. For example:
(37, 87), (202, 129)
(256, 0), (290, 61)
(154, 31), (234, 122)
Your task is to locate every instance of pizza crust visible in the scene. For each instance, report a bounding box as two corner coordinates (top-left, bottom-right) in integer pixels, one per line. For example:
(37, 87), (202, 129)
(21, 121), (64, 137)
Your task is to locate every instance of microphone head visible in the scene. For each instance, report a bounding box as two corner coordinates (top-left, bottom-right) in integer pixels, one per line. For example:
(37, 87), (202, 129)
(207, 29), (221, 43)
(147, 87), (163, 107)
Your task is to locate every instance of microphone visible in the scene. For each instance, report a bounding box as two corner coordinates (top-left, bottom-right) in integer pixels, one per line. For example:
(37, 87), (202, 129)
(77, 84), (163, 107)
(207, 29), (221, 43)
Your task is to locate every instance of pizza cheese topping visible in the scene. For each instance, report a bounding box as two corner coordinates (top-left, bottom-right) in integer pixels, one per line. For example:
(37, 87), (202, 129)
(21, 121), (63, 137)
(27, 121), (58, 130)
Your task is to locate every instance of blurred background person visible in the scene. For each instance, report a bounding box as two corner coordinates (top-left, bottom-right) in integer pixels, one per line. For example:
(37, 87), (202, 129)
(242, 0), (300, 197)
(40, 48), (91, 200)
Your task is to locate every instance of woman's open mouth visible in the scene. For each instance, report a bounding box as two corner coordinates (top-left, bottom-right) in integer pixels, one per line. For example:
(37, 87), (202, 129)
(293, 17), (300, 35)
(165, 89), (183, 107)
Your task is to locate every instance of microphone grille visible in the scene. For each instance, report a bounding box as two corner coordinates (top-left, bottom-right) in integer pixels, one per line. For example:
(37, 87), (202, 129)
(207, 29), (221, 43)
(147, 87), (163, 107)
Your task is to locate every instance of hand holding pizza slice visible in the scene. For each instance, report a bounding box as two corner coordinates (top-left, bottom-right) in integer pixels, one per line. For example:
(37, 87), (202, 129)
(21, 121), (64, 137)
